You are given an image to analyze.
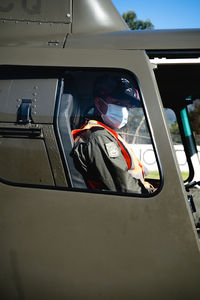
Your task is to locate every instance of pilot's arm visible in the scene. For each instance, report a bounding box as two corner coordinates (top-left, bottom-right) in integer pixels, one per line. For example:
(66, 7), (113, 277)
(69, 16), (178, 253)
(72, 129), (149, 194)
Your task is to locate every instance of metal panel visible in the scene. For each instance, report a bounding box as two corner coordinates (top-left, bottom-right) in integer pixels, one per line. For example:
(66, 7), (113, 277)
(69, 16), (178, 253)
(0, 22), (70, 47)
(0, 0), (71, 23)
(0, 138), (54, 185)
(0, 79), (58, 123)
(66, 29), (200, 50)
(72, 0), (128, 35)
(0, 48), (199, 299)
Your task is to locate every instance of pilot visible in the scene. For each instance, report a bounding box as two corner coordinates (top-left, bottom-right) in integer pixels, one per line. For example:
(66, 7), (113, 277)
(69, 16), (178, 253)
(71, 75), (154, 194)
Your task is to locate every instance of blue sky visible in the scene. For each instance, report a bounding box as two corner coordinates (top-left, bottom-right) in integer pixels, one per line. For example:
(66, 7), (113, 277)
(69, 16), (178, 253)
(112, 0), (200, 29)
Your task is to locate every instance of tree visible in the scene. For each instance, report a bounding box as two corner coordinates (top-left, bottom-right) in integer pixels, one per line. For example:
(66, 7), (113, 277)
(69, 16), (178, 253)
(122, 10), (154, 30)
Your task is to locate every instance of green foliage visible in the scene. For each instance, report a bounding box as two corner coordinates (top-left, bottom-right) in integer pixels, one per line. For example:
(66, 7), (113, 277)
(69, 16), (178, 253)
(120, 108), (151, 144)
(170, 121), (179, 135)
(169, 121), (182, 144)
(181, 172), (189, 181)
(148, 170), (160, 180)
(122, 10), (154, 30)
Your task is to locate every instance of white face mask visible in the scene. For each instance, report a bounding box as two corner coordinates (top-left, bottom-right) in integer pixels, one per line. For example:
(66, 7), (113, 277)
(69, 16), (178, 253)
(101, 102), (129, 129)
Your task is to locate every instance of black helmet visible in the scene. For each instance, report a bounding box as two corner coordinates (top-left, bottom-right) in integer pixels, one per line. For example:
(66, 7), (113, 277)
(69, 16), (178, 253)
(94, 74), (141, 107)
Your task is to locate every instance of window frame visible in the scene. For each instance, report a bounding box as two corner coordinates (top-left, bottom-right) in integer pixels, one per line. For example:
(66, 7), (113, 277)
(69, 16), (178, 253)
(54, 67), (162, 197)
(0, 65), (163, 197)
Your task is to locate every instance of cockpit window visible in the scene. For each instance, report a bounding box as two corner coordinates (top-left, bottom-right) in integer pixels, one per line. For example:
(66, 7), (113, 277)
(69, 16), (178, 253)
(56, 70), (161, 196)
(0, 67), (161, 195)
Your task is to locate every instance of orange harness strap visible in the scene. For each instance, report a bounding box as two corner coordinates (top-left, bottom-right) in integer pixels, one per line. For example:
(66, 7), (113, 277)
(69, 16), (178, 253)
(72, 120), (132, 169)
(72, 120), (144, 177)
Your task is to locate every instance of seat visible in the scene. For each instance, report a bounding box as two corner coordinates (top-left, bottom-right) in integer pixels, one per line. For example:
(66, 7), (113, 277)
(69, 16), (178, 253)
(55, 78), (87, 189)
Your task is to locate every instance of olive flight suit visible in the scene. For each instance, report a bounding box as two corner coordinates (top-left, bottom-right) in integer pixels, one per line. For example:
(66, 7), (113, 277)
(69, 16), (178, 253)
(71, 120), (149, 195)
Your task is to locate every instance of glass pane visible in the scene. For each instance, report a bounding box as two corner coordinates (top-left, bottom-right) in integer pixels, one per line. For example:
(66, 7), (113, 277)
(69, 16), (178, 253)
(187, 99), (200, 165)
(188, 99), (200, 147)
(165, 108), (189, 180)
(119, 107), (160, 180)
(62, 70), (161, 195)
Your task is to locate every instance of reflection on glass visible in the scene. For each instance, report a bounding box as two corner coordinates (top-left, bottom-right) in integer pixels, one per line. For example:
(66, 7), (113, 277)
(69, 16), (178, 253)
(165, 108), (189, 180)
(119, 107), (160, 180)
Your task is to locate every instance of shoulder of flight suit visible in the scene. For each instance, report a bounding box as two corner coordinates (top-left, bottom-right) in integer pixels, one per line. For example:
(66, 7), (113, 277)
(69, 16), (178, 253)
(72, 127), (149, 195)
